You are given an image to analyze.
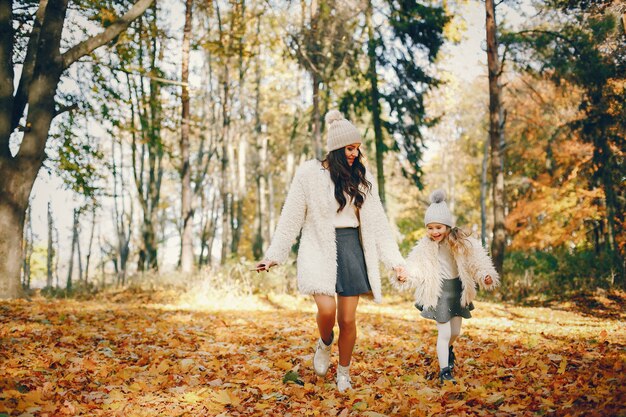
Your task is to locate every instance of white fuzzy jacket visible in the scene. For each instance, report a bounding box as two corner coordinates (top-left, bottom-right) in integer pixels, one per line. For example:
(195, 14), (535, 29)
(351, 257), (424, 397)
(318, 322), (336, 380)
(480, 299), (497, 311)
(264, 159), (404, 302)
(401, 236), (500, 309)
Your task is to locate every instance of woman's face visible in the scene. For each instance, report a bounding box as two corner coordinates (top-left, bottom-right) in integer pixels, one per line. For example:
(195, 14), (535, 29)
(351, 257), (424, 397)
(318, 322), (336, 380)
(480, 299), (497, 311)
(344, 143), (361, 166)
(426, 223), (449, 242)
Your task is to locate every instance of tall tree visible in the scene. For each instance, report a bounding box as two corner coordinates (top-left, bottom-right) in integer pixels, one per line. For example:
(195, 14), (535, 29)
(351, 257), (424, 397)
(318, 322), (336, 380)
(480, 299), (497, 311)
(46, 201), (55, 288)
(180, 0), (194, 273)
(0, 0), (154, 298)
(503, 0), (625, 283)
(342, 0), (448, 200)
(128, 6), (165, 272)
(288, 0), (356, 159)
(485, 0), (506, 274)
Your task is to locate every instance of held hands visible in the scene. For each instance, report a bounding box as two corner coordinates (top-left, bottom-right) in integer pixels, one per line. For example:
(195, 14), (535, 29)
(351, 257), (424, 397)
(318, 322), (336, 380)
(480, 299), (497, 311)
(254, 260), (277, 273)
(484, 275), (493, 286)
(394, 266), (408, 283)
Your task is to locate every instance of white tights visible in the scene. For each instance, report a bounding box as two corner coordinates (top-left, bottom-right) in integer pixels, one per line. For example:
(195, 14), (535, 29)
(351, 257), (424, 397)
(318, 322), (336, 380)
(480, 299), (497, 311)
(436, 316), (462, 369)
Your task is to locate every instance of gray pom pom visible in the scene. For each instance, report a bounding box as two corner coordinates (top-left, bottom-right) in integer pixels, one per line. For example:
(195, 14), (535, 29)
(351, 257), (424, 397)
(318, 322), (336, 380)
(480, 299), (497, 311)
(429, 189), (446, 204)
(324, 110), (344, 125)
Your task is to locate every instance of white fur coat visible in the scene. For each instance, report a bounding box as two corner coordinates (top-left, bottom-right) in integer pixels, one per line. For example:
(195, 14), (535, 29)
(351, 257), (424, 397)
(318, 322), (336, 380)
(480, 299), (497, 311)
(264, 159), (404, 302)
(400, 236), (500, 309)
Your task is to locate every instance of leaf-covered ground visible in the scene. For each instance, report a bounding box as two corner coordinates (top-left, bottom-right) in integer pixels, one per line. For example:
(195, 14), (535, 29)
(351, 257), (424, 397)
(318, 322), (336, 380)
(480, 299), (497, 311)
(1, 290), (625, 416)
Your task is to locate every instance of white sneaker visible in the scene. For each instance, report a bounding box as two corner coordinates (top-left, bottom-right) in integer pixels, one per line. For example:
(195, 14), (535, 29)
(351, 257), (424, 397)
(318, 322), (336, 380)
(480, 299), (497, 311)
(313, 334), (333, 376)
(336, 366), (352, 392)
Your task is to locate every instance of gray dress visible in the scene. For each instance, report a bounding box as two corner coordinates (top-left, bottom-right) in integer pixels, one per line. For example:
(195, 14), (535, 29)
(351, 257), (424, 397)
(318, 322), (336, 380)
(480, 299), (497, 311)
(415, 241), (473, 322)
(415, 277), (474, 322)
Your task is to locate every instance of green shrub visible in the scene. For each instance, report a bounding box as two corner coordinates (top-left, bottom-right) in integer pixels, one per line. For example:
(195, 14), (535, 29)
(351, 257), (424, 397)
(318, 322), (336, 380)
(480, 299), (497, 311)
(502, 247), (618, 302)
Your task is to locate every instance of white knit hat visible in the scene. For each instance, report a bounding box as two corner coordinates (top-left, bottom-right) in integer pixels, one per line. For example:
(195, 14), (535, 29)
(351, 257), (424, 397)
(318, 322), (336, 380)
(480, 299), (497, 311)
(325, 110), (362, 152)
(424, 189), (454, 227)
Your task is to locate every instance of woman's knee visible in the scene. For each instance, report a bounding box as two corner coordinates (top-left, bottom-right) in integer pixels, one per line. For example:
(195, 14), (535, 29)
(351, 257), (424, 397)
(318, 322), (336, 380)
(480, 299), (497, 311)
(317, 307), (336, 322)
(337, 315), (356, 330)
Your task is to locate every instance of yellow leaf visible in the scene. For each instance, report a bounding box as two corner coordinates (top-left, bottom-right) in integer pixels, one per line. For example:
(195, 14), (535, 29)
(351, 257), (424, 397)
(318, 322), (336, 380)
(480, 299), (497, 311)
(274, 360), (292, 371)
(212, 390), (239, 406)
(182, 392), (202, 404)
(558, 359), (567, 374)
(180, 358), (195, 372)
(156, 360), (169, 374)
(127, 382), (143, 392)
(374, 376), (389, 387)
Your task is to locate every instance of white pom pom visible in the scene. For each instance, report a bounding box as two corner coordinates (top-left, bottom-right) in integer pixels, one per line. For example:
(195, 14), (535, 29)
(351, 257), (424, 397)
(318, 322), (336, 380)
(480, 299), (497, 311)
(325, 110), (344, 125)
(429, 189), (446, 204)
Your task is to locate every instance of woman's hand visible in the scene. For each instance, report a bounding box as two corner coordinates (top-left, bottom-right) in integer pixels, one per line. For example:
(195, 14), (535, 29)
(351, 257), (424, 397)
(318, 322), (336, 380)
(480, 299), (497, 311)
(484, 275), (493, 286)
(394, 266), (408, 283)
(255, 260), (277, 272)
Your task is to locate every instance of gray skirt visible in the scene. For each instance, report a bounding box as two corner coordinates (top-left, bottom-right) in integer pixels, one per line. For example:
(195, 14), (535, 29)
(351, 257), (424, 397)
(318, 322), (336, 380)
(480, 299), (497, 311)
(335, 228), (372, 297)
(415, 277), (474, 322)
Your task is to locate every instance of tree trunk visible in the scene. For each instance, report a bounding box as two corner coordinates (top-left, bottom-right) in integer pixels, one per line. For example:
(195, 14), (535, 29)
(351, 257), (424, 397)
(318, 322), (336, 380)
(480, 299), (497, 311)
(130, 8), (163, 272)
(0, 195), (26, 298)
(312, 74), (323, 159)
(67, 208), (79, 292)
(179, 0), (194, 273)
(84, 207), (96, 283)
(47, 201), (54, 288)
(22, 207), (33, 290)
(480, 137), (489, 247)
(252, 23), (265, 259)
(366, 0), (386, 206)
(76, 216), (83, 282)
(485, 0), (506, 274)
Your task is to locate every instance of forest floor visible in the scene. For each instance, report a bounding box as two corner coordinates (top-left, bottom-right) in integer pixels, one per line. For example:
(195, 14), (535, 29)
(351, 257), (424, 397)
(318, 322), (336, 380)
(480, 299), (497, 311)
(1, 288), (625, 417)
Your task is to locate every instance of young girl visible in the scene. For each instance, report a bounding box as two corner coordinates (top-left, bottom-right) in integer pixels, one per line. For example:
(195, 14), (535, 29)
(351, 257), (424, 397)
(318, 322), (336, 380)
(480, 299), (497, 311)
(256, 110), (407, 392)
(398, 190), (499, 384)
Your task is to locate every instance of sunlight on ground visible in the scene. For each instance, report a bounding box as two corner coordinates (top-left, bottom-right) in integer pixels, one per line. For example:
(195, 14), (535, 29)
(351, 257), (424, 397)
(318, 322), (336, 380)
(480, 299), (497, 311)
(1, 290), (624, 416)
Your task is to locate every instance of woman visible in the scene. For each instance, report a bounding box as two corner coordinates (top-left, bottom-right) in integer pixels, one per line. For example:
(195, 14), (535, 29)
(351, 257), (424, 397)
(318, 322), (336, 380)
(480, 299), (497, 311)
(256, 110), (407, 392)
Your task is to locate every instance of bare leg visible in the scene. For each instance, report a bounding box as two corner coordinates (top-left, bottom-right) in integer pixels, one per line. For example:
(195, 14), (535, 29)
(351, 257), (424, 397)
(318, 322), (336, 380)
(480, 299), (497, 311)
(313, 295), (336, 344)
(337, 295), (359, 366)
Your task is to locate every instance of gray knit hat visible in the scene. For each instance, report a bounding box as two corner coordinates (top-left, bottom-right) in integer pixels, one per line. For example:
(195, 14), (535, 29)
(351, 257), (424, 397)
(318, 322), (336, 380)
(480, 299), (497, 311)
(424, 189), (454, 227)
(325, 110), (362, 152)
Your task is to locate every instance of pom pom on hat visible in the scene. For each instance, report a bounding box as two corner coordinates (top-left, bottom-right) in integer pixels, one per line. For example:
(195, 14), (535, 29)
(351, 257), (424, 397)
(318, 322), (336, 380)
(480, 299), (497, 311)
(325, 109), (344, 125)
(424, 189), (454, 227)
(429, 189), (446, 204)
(325, 109), (362, 152)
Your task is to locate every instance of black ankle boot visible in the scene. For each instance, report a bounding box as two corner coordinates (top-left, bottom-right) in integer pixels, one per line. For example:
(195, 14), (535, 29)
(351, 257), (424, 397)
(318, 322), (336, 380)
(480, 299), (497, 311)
(448, 346), (455, 369)
(439, 366), (456, 384)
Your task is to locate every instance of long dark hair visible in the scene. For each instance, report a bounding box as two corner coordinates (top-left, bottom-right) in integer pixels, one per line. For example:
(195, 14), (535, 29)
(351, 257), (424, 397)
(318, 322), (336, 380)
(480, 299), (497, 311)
(323, 148), (372, 212)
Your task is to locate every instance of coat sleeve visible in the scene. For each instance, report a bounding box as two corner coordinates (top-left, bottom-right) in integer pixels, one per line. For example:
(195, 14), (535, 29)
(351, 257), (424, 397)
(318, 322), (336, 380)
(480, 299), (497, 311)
(263, 167), (307, 264)
(466, 238), (500, 290)
(366, 175), (405, 270)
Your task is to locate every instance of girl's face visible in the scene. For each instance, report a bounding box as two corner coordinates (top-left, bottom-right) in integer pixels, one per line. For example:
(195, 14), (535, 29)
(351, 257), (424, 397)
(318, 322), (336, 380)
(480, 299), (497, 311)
(427, 223), (449, 242)
(344, 143), (361, 166)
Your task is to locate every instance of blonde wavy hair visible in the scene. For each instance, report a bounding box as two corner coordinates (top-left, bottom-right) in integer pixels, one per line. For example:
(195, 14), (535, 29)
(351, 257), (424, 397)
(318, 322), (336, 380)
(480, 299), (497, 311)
(446, 226), (471, 256)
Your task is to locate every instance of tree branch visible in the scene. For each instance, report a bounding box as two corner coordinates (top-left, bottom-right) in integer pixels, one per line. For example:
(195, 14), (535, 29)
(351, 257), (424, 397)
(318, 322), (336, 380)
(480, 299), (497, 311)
(10, 0), (48, 135)
(0, 0), (15, 156)
(54, 103), (78, 117)
(61, 0), (155, 70)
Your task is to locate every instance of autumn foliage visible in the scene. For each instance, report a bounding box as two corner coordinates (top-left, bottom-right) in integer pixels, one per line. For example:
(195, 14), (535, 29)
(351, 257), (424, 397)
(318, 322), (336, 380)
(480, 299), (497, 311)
(1, 289), (624, 416)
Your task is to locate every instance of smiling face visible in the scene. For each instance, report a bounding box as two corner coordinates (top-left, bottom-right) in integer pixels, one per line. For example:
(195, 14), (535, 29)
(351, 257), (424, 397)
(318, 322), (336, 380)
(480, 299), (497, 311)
(344, 143), (361, 166)
(426, 223), (450, 242)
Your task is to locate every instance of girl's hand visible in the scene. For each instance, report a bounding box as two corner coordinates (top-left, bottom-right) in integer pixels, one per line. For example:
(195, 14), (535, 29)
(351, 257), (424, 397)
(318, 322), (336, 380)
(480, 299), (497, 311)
(394, 266), (408, 282)
(484, 275), (493, 286)
(255, 260), (277, 273)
